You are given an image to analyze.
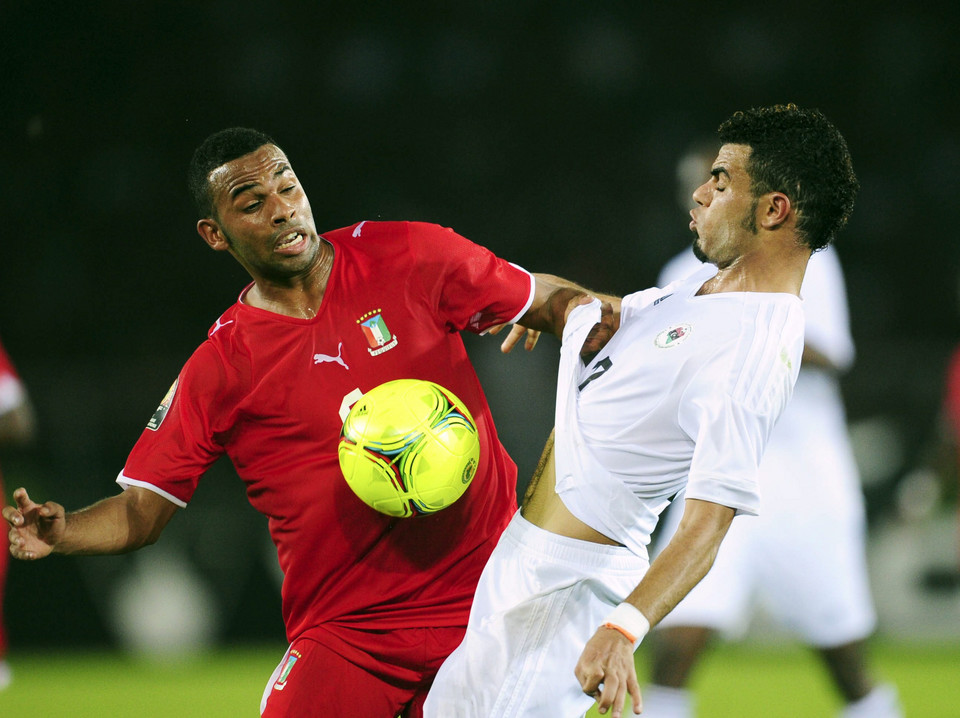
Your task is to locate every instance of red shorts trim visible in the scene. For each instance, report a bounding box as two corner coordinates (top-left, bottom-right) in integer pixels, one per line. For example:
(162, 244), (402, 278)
(260, 624), (464, 718)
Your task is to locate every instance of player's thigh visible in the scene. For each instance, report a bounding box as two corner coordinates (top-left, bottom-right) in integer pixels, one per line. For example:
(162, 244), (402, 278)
(260, 638), (409, 718)
(758, 512), (876, 645)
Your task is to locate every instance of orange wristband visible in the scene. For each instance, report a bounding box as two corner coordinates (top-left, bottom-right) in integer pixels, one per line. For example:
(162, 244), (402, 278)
(602, 622), (637, 643)
(600, 602), (650, 647)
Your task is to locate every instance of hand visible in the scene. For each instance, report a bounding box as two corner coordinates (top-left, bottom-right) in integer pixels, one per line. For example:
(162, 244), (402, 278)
(488, 323), (542, 353)
(575, 627), (642, 717)
(4, 487), (65, 560)
(579, 300), (619, 363)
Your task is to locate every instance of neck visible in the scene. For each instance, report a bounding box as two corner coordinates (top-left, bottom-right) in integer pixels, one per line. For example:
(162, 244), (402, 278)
(245, 240), (335, 318)
(699, 238), (811, 297)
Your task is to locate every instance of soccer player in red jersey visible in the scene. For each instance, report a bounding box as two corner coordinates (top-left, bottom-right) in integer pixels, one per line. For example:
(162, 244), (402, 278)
(0, 336), (36, 690)
(3, 128), (594, 716)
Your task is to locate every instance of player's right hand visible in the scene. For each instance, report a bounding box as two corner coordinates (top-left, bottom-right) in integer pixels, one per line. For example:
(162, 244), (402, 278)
(579, 300), (619, 363)
(4, 487), (65, 560)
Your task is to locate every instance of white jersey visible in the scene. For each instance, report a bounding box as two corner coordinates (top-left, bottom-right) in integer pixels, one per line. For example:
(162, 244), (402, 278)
(553, 267), (805, 558)
(658, 246), (860, 515)
(652, 246), (876, 647)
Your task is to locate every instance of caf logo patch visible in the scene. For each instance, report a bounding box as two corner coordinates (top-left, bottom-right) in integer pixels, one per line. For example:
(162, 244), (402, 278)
(147, 378), (178, 431)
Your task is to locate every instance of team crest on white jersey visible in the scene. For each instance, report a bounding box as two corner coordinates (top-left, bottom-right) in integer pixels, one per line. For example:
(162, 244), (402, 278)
(655, 324), (691, 348)
(357, 309), (399, 356)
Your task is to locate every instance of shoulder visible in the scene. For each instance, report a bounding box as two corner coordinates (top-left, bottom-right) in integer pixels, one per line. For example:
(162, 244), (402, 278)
(675, 293), (801, 407)
(728, 295), (803, 404)
(186, 304), (251, 388)
(324, 221), (465, 263)
(325, 220), (455, 243)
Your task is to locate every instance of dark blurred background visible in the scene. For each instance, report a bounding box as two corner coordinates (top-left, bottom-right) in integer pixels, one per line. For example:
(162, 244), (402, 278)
(3, 1), (959, 652)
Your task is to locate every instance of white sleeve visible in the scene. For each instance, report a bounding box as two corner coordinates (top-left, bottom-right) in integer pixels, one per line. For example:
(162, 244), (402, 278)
(678, 300), (804, 516)
(799, 247), (855, 372)
(0, 374), (25, 416)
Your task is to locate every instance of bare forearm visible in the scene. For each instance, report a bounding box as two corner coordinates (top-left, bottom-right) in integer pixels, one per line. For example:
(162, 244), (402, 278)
(534, 274), (622, 312)
(519, 274), (621, 339)
(57, 491), (175, 555)
(623, 499), (734, 626)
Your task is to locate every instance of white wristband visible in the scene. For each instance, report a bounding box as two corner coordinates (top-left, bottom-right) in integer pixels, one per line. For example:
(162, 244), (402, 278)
(601, 602), (650, 649)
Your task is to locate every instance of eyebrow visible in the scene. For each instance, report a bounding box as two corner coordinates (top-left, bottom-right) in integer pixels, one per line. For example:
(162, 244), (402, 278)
(229, 164), (293, 200)
(711, 166), (730, 180)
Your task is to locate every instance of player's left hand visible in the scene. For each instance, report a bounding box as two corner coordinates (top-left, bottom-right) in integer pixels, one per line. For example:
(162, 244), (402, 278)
(489, 323), (541, 353)
(575, 628), (642, 717)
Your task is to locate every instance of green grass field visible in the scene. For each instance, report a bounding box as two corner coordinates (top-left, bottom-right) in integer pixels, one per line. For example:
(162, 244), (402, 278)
(0, 640), (955, 717)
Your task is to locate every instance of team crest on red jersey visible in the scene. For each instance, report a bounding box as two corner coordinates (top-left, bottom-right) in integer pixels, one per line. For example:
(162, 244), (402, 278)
(272, 648), (302, 691)
(357, 309), (399, 356)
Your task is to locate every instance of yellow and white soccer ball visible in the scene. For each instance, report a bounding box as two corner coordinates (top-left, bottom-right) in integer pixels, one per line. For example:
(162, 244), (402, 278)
(338, 379), (480, 517)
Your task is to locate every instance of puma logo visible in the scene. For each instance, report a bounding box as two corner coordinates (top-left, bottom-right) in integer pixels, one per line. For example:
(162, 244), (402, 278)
(314, 342), (349, 370)
(210, 317), (234, 336)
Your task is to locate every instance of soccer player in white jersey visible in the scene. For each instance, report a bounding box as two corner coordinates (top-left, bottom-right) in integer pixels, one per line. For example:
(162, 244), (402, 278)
(642, 244), (902, 718)
(424, 104), (859, 718)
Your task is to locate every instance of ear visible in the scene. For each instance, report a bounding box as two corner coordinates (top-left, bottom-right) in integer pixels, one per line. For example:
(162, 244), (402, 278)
(197, 219), (230, 251)
(759, 192), (792, 230)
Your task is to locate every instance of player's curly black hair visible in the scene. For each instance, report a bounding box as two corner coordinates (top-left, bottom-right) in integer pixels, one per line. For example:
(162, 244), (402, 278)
(717, 104), (858, 251)
(188, 127), (279, 219)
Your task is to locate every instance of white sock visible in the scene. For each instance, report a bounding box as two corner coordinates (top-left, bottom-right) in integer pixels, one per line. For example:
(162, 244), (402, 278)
(640, 684), (694, 718)
(840, 684), (903, 718)
(0, 660), (11, 691)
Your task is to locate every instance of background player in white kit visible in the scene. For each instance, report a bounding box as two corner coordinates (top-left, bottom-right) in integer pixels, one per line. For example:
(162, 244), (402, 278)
(640, 149), (902, 718)
(424, 103), (859, 718)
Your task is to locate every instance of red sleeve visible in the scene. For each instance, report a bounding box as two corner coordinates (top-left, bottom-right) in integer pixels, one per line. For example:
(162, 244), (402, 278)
(0, 337), (26, 416)
(406, 223), (534, 334)
(945, 347), (960, 438)
(0, 339), (19, 381)
(118, 343), (229, 506)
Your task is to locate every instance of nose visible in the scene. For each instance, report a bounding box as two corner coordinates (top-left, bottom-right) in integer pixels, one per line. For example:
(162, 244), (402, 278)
(691, 180), (709, 207)
(270, 194), (297, 225)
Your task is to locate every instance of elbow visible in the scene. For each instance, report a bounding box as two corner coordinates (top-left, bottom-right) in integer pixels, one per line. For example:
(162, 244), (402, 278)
(140, 528), (164, 548)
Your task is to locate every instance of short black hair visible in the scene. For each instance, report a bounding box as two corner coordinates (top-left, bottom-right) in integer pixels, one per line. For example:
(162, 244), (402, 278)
(717, 104), (858, 251)
(188, 127), (278, 218)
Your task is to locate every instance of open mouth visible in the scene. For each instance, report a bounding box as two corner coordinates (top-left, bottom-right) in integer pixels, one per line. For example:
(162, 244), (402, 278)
(275, 231), (306, 252)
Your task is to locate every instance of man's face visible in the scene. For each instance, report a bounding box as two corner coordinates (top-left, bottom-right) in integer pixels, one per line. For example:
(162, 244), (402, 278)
(688, 143), (759, 268)
(202, 144), (321, 282)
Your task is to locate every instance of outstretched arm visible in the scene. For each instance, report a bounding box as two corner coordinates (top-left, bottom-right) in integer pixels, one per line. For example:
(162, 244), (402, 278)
(4, 486), (178, 560)
(575, 498), (735, 717)
(496, 274), (622, 353)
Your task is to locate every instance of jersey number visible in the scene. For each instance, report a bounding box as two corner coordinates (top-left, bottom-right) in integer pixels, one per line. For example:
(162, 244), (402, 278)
(578, 357), (612, 391)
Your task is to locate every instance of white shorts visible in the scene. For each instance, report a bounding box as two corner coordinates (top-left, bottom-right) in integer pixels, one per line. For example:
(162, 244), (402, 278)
(424, 511), (649, 718)
(655, 490), (876, 647)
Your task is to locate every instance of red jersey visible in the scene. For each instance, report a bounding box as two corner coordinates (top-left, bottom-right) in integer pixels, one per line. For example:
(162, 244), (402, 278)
(120, 221), (534, 643)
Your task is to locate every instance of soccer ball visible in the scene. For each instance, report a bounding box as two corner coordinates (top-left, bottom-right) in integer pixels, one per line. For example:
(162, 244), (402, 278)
(338, 379), (481, 517)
